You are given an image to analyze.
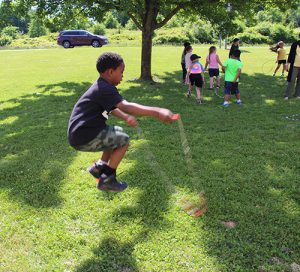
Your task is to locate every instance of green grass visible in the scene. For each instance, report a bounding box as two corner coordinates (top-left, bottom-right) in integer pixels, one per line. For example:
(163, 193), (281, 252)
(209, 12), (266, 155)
(0, 46), (299, 272)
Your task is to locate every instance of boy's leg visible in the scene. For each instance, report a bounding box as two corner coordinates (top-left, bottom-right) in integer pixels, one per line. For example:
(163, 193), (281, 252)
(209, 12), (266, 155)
(223, 82), (230, 106)
(108, 143), (129, 170)
(101, 150), (112, 163)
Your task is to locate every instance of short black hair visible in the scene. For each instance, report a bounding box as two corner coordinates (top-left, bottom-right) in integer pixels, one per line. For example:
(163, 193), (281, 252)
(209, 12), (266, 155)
(96, 52), (124, 73)
(233, 38), (240, 43)
(231, 49), (241, 58)
(184, 42), (191, 47)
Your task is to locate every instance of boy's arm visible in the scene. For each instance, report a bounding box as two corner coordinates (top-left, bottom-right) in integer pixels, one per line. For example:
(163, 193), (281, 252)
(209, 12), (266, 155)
(111, 108), (138, 126)
(217, 55), (223, 66)
(232, 68), (242, 83)
(116, 100), (175, 123)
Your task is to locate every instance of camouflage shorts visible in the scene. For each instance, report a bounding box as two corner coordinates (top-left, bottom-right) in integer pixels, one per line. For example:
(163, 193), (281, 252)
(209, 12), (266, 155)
(75, 126), (129, 152)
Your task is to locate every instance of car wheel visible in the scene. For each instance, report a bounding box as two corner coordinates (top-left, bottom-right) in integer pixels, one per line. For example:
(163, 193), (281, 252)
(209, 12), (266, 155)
(91, 40), (101, 48)
(63, 41), (71, 48)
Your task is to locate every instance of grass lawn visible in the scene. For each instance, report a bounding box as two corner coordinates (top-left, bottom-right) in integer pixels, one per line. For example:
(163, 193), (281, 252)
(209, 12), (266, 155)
(0, 45), (299, 272)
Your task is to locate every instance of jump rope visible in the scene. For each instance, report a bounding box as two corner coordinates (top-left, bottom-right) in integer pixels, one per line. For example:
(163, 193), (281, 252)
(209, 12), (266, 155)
(136, 114), (208, 217)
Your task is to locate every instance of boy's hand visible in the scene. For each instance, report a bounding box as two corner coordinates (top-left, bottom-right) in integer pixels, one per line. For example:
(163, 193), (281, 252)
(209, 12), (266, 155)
(158, 109), (178, 123)
(126, 116), (138, 126)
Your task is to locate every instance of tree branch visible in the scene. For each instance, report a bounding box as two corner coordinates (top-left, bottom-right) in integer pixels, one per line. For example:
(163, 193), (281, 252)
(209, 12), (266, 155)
(154, 3), (185, 30)
(128, 12), (143, 31)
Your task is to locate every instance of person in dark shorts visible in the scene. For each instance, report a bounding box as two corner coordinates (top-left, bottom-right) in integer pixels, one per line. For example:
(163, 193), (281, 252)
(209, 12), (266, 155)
(222, 50), (243, 107)
(270, 41), (287, 77)
(204, 46), (223, 89)
(68, 52), (177, 192)
(186, 54), (205, 104)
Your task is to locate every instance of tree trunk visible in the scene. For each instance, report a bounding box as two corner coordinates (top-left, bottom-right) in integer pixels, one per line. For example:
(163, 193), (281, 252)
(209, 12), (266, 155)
(141, 28), (153, 81)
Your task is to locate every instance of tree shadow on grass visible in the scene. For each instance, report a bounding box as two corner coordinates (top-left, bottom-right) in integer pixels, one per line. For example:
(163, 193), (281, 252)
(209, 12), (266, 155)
(76, 237), (138, 272)
(0, 81), (90, 208)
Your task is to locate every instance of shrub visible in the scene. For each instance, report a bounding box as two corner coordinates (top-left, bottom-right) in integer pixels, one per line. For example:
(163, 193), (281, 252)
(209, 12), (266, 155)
(153, 28), (189, 45)
(92, 23), (106, 35)
(235, 31), (270, 44)
(104, 12), (121, 29)
(125, 19), (138, 31)
(256, 22), (272, 36)
(1, 26), (19, 39)
(269, 24), (296, 43)
(28, 16), (48, 38)
(185, 22), (216, 43)
(0, 34), (12, 46)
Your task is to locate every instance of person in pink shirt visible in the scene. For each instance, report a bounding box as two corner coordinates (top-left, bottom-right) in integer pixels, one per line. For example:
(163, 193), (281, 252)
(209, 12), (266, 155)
(205, 46), (223, 90)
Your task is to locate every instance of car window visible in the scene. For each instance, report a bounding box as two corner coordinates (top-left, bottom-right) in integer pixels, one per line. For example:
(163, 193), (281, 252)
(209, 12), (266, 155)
(78, 31), (87, 35)
(63, 31), (78, 35)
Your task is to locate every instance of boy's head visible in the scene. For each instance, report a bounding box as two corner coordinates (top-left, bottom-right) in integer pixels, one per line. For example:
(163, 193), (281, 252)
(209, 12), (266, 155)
(190, 54), (201, 62)
(233, 38), (240, 45)
(230, 50), (241, 59)
(96, 52), (125, 86)
(184, 42), (191, 47)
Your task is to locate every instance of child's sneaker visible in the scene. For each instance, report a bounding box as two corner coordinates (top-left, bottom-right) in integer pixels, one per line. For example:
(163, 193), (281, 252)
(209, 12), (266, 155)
(236, 100), (242, 105)
(186, 90), (191, 98)
(196, 99), (202, 104)
(87, 162), (105, 179)
(284, 96), (289, 100)
(97, 174), (128, 192)
(222, 101), (229, 107)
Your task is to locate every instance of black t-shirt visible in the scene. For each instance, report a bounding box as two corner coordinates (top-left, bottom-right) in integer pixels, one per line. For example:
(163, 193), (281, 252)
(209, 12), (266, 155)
(229, 44), (239, 57)
(68, 77), (123, 146)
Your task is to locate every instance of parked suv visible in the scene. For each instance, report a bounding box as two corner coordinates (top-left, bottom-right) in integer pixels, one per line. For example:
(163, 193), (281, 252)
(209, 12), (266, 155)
(57, 30), (108, 48)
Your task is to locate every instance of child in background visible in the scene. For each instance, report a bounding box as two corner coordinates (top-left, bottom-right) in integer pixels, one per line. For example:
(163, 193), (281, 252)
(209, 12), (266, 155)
(187, 54), (205, 104)
(222, 50), (243, 107)
(181, 42), (191, 84)
(229, 38), (240, 58)
(68, 52), (177, 193)
(205, 46), (223, 89)
(184, 45), (193, 96)
(270, 41), (286, 76)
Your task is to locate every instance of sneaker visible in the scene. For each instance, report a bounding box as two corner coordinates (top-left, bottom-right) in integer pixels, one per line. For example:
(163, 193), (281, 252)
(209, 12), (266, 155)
(284, 97), (289, 101)
(186, 91), (191, 98)
(222, 102), (229, 107)
(87, 162), (105, 179)
(196, 99), (202, 104)
(236, 100), (242, 105)
(97, 174), (128, 192)
(216, 86), (220, 89)
(296, 96), (300, 99)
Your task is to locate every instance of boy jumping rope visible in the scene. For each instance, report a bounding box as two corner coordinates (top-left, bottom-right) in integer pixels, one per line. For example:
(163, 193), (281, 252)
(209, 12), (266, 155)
(68, 52), (178, 192)
(222, 50), (243, 107)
